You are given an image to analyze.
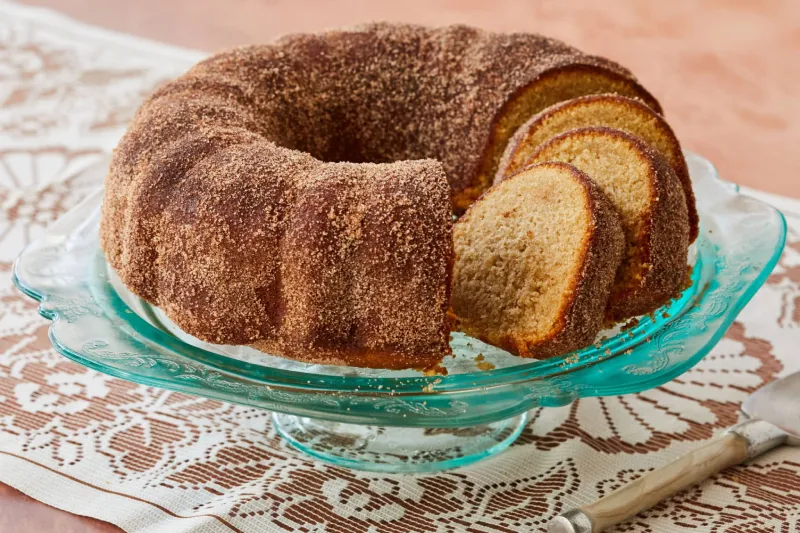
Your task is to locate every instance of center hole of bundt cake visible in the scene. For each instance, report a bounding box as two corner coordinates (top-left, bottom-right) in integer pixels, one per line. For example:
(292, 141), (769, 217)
(263, 66), (660, 215)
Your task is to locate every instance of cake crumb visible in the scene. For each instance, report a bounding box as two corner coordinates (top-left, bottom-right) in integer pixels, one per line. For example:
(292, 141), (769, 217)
(474, 354), (496, 371)
(560, 353), (580, 368)
(422, 363), (448, 376)
(422, 378), (443, 393)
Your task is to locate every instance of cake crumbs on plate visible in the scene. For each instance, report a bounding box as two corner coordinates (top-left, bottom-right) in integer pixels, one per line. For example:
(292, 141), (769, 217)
(559, 354), (580, 367)
(422, 363), (448, 376)
(474, 354), (496, 371)
(620, 317), (640, 331)
(422, 378), (443, 393)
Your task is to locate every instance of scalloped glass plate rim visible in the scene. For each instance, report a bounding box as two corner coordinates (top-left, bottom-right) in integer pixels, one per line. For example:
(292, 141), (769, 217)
(11, 152), (787, 397)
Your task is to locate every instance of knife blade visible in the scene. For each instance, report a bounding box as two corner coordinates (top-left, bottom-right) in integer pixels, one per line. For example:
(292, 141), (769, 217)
(548, 371), (800, 533)
(742, 371), (800, 438)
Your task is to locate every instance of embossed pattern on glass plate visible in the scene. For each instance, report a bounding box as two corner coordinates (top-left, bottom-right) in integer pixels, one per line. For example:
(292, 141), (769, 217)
(12, 152), (786, 428)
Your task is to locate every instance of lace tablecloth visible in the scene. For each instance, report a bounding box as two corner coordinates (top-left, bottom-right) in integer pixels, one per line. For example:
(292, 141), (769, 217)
(1, 3), (799, 532)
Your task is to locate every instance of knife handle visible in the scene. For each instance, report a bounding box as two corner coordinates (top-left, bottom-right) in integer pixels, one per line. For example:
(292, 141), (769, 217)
(548, 419), (787, 533)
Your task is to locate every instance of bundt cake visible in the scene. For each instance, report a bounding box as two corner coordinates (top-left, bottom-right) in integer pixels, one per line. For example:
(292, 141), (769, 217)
(452, 162), (624, 358)
(101, 23), (664, 368)
(496, 94), (698, 241)
(523, 127), (690, 320)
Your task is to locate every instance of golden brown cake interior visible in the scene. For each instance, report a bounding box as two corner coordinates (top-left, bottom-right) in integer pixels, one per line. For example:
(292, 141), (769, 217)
(526, 127), (689, 320)
(496, 93), (698, 241)
(452, 162), (624, 358)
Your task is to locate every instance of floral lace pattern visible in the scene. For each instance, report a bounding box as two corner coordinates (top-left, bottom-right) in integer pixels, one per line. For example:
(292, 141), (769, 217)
(0, 4), (799, 532)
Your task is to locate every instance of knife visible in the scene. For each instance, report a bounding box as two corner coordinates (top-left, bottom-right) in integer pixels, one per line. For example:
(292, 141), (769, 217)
(548, 371), (800, 533)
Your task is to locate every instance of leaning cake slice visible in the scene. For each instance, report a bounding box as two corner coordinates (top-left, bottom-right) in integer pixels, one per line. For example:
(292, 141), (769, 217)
(452, 162), (624, 358)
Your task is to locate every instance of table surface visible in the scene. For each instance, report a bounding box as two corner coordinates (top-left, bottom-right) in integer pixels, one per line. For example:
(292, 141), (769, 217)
(6, 0), (800, 531)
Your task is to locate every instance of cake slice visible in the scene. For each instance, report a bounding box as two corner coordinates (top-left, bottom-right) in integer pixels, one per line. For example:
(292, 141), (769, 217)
(452, 162), (624, 358)
(496, 94), (697, 242)
(525, 127), (690, 320)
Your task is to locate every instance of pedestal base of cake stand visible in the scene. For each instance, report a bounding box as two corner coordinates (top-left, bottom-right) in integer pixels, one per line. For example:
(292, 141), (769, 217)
(272, 412), (529, 473)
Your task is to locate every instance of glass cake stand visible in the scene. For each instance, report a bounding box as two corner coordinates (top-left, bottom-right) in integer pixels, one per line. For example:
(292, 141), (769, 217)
(12, 153), (786, 473)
